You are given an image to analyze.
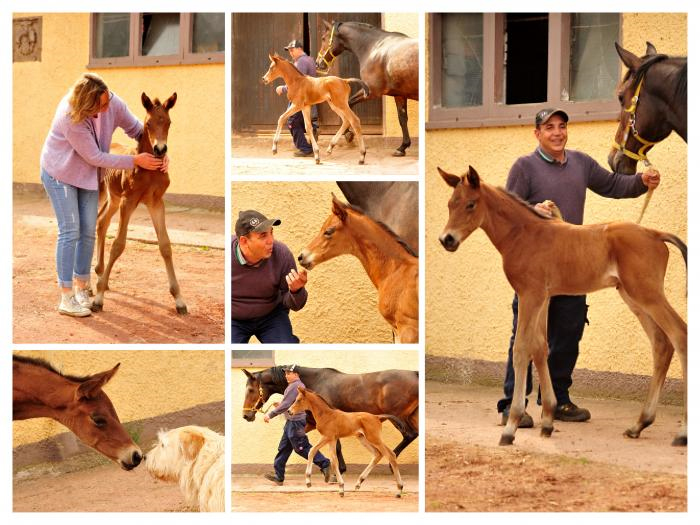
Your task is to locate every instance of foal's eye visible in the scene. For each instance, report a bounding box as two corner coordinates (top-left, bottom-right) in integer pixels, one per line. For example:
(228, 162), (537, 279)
(90, 415), (107, 428)
(466, 201), (476, 211)
(324, 227), (335, 237)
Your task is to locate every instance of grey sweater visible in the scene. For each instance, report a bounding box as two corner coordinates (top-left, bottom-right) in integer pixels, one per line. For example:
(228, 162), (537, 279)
(506, 148), (648, 225)
(266, 379), (306, 422)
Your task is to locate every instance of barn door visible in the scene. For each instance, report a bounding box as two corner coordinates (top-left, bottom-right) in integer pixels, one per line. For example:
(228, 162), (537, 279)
(310, 13), (383, 133)
(232, 13), (303, 132)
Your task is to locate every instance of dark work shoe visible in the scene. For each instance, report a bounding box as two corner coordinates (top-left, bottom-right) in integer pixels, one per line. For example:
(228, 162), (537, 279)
(500, 408), (534, 428)
(554, 402), (591, 422)
(294, 150), (314, 157)
(264, 472), (283, 485)
(321, 466), (331, 483)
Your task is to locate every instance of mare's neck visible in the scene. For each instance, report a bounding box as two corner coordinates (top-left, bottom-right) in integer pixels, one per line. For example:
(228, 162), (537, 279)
(339, 24), (382, 63)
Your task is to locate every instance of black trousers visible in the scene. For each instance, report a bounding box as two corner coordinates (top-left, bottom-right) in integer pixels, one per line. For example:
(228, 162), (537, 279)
(497, 294), (588, 413)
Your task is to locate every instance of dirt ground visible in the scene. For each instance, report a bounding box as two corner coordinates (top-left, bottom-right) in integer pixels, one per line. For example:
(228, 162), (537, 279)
(232, 135), (419, 176)
(426, 381), (687, 512)
(13, 192), (225, 344)
(232, 468), (418, 512)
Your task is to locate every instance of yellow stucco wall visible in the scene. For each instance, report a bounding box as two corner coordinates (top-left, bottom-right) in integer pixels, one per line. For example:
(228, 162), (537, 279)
(232, 350), (419, 465)
(232, 181), (401, 343)
(13, 350), (224, 448)
(382, 13), (419, 139)
(426, 14), (687, 380)
(13, 13), (224, 198)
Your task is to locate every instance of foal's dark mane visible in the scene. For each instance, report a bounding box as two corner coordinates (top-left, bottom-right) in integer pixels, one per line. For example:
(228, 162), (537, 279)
(496, 187), (555, 221)
(13, 354), (91, 382)
(343, 202), (418, 257)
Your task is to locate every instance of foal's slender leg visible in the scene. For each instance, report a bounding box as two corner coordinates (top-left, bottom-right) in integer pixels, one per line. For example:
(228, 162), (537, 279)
(91, 197), (140, 311)
(392, 96), (411, 157)
(377, 441), (404, 497)
(272, 104), (301, 155)
(325, 99), (350, 155)
(344, 106), (366, 164)
(531, 298), (556, 437)
(94, 192), (120, 279)
(354, 435), (383, 490)
(501, 295), (548, 445)
(146, 198), (187, 314)
(305, 436), (330, 487)
(619, 288), (686, 445)
(327, 438), (345, 496)
(301, 106), (320, 164)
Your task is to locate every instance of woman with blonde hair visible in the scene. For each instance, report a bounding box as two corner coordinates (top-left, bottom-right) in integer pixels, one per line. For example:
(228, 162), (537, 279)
(40, 72), (165, 317)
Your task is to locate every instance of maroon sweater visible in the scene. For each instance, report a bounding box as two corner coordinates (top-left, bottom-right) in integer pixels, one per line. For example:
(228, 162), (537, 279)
(506, 148), (648, 225)
(232, 237), (308, 320)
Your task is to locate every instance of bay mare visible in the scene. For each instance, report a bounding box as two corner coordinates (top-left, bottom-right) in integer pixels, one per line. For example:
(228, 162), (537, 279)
(262, 53), (366, 164)
(13, 354), (142, 469)
(241, 365), (418, 473)
(438, 166), (687, 447)
(298, 194), (418, 343)
(289, 387), (404, 497)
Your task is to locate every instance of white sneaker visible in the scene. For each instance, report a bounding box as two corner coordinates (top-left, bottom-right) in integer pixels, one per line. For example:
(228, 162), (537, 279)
(58, 294), (91, 317)
(73, 287), (92, 308)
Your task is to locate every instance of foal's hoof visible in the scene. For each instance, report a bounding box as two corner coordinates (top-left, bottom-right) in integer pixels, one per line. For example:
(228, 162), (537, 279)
(499, 434), (515, 446)
(541, 426), (553, 438)
(315, 158), (320, 165)
(339, 492), (345, 498)
(90, 303), (103, 313)
(623, 428), (640, 439)
(392, 149), (406, 157)
(306, 482), (311, 488)
(344, 130), (355, 143)
(176, 305), (188, 315)
(396, 493), (402, 498)
(672, 435), (687, 447)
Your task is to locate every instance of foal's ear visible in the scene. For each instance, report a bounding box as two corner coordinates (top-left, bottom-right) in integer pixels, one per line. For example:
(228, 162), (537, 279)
(645, 41), (658, 57)
(163, 92), (177, 111)
(614, 42), (642, 71)
(466, 166), (481, 189)
(141, 92), (154, 112)
(77, 363), (120, 399)
(331, 193), (348, 221)
(437, 166), (460, 188)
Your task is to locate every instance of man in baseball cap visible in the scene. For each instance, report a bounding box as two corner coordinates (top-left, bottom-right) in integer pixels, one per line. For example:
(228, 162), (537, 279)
(496, 106), (661, 428)
(274, 38), (319, 157)
(232, 210), (308, 343)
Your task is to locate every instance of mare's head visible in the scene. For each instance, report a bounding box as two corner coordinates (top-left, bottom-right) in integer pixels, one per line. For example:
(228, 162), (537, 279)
(141, 92), (176, 158)
(438, 166), (485, 252)
(316, 20), (346, 73)
(241, 369), (266, 422)
(262, 54), (286, 85)
(609, 42), (683, 174)
(68, 363), (142, 470)
(298, 194), (357, 270)
(289, 386), (310, 415)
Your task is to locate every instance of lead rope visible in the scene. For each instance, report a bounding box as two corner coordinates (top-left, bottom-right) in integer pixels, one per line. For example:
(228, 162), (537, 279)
(636, 159), (655, 224)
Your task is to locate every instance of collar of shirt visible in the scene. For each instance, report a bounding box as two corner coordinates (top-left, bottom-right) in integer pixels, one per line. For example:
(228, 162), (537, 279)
(537, 146), (567, 166)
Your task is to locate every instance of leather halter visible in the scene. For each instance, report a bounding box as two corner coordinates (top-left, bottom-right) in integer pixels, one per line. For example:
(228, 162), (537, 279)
(317, 22), (340, 74)
(242, 384), (268, 414)
(612, 76), (659, 164)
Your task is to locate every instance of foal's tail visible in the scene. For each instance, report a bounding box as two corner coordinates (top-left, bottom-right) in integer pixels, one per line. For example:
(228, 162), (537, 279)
(379, 414), (408, 435)
(660, 232), (688, 293)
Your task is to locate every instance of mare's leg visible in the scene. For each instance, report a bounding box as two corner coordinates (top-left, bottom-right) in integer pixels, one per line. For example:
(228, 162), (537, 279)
(393, 96), (411, 157)
(619, 287), (686, 445)
(273, 104), (300, 155)
(94, 191), (119, 278)
(335, 440), (347, 474)
(391, 414), (418, 459)
(301, 107), (320, 164)
(146, 198), (187, 314)
(501, 295), (548, 445)
(91, 197), (140, 311)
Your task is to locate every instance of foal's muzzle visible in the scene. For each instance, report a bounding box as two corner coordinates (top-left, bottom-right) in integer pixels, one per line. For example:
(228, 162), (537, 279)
(153, 144), (168, 157)
(439, 233), (460, 252)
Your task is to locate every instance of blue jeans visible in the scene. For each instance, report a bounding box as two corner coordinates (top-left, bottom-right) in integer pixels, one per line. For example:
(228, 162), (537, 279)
(273, 419), (329, 481)
(497, 294), (589, 413)
(41, 169), (98, 289)
(287, 109), (318, 154)
(231, 305), (300, 343)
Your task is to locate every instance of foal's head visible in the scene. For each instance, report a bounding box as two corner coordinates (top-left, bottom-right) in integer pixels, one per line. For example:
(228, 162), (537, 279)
(298, 194), (357, 270)
(289, 386), (310, 415)
(438, 166), (485, 252)
(141, 92), (176, 158)
(262, 54), (287, 85)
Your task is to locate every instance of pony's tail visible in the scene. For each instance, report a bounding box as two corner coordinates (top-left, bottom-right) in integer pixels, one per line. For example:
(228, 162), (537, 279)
(379, 414), (408, 435)
(346, 78), (370, 101)
(660, 232), (688, 295)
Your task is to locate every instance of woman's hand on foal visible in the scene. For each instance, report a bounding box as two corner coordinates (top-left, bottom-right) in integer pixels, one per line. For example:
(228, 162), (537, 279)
(286, 268), (308, 293)
(160, 154), (170, 173)
(134, 153), (163, 171)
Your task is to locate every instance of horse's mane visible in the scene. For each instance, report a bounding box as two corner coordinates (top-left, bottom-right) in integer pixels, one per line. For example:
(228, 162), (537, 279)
(343, 202), (418, 257)
(625, 53), (687, 99)
(495, 187), (555, 221)
(274, 55), (304, 77)
(13, 354), (91, 382)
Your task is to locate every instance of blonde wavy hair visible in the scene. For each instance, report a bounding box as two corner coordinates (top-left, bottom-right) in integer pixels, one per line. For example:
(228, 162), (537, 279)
(68, 73), (109, 124)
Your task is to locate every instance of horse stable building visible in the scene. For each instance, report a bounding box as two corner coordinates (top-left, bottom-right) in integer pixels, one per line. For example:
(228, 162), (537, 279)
(425, 13), (687, 400)
(12, 12), (225, 208)
(231, 12), (418, 143)
(231, 350), (419, 470)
